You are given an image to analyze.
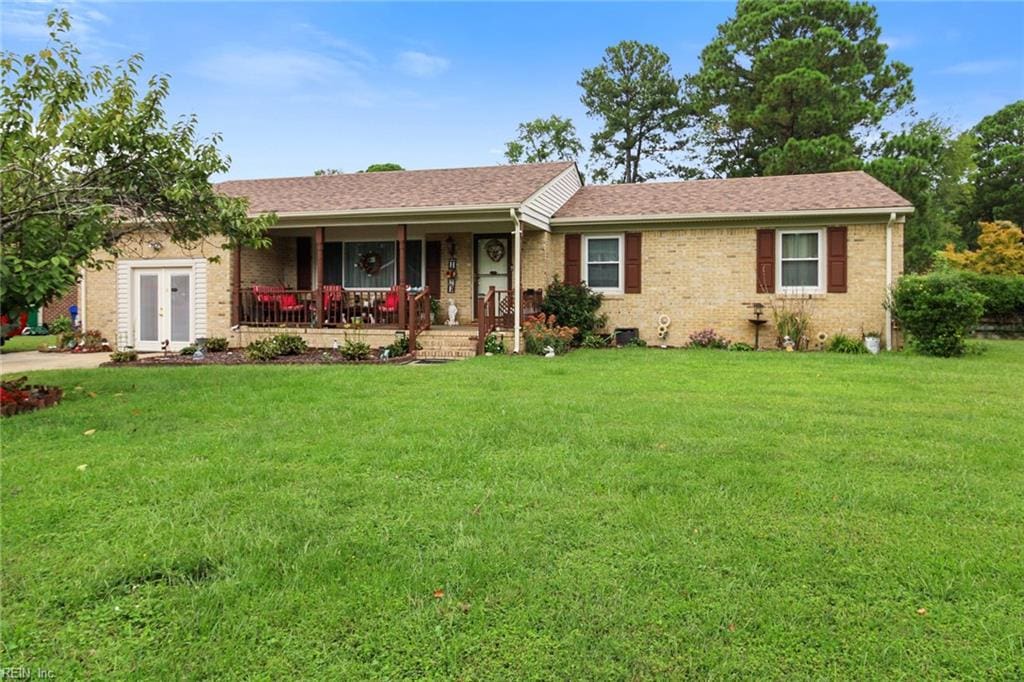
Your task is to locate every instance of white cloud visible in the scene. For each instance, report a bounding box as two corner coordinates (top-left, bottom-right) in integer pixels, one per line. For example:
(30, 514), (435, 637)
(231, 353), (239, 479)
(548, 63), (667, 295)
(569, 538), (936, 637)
(291, 22), (375, 65)
(1, 2), (121, 53)
(938, 59), (1016, 75)
(395, 50), (450, 78)
(194, 46), (381, 107)
(198, 47), (350, 87)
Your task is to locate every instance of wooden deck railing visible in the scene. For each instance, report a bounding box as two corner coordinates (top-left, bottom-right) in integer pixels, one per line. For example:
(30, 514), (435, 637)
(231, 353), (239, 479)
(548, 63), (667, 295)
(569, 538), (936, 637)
(407, 287), (431, 353)
(239, 288), (319, 327)
(476, 286), (498, 355)
(238, 287), (409, 328)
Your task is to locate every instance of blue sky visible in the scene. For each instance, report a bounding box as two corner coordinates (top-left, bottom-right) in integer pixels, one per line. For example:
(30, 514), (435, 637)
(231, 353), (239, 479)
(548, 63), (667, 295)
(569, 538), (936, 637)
(3, 1), (1023, 180)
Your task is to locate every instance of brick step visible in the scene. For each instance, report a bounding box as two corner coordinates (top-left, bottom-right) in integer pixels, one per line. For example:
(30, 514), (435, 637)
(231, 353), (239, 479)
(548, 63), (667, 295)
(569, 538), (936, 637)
(416, 349), (476, 360)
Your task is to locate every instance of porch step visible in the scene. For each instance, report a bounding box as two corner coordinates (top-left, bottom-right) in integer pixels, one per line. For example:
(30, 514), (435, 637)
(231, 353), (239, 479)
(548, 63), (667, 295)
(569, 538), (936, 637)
(415, 327), (479, 360)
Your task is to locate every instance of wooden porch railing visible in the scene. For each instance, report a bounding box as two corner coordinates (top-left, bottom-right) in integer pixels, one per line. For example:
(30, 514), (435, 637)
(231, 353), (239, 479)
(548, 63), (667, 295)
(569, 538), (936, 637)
(407, 286), (431, 353)
(476, 286), (498, 355)
(238, 287), (409, 328)
(476, 288), (545, 355)
(239, 288), (319, 327)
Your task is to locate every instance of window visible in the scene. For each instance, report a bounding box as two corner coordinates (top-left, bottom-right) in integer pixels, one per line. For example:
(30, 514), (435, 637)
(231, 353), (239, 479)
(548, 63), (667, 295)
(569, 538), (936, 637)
(584, 235), (623, 293)
(333, 240), (424, 289)
(343, 241), (396, 289)
(778, 230), (824, 292)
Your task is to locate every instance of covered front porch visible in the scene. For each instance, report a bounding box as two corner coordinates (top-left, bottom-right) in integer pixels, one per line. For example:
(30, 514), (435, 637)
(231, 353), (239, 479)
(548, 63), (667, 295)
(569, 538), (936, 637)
(230, 222), (546, 355)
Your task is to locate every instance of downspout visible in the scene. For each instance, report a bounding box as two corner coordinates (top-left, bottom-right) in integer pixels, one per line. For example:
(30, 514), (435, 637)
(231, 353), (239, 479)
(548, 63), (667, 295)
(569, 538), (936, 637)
(79, 267), (87, 330)
(510, 208), (522, 354)
(885, 212), (895, 351)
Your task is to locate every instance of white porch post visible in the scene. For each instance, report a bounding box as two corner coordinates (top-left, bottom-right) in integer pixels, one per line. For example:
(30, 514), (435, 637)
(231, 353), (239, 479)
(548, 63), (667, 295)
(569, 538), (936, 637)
(511, 209), (522, 354)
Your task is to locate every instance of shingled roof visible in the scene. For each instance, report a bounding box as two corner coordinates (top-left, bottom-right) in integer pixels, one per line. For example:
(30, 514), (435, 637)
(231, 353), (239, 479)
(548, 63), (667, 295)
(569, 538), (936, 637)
(552, 171), (913, 221)
(217, 161), (574, 215)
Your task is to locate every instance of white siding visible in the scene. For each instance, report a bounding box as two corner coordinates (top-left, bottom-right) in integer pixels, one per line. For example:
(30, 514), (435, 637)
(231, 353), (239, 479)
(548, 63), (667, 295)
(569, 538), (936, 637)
(115, 258), (208, 349)
(520, 165), (583, 230)
(193, 260), (208, 339)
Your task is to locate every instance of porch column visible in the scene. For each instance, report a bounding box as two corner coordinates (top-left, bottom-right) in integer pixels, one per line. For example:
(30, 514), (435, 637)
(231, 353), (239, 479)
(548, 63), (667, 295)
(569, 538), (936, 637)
(511, 209), (522, 354)
(231, 245), (241, 327)
(397, 224), (407, 328)
(315, 226), (325, 328)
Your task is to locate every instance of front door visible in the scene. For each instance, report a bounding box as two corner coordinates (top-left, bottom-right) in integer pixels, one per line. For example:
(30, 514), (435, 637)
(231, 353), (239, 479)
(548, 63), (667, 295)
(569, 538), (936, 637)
(134, 268), (193, 351)
(475, 234), (511, 316)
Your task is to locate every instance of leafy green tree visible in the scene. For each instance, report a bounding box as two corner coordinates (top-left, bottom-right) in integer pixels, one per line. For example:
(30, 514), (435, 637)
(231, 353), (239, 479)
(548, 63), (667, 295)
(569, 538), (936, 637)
(579, 41), (688, 183)
(364, 163), (405, 172)
(865, 119), (975, 272)
(0, 10), (272, 320)
(687, 0), (914, 177)
(504, 115), (583, 165)
(313, 168), (343, 176)
(970, 100), (1024, 235)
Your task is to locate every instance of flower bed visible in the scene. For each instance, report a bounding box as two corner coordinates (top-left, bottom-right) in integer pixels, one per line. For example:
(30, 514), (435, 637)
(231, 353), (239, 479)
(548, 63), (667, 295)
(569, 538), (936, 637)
(101, 349), (413, 367)
(1, 377), (64, 417)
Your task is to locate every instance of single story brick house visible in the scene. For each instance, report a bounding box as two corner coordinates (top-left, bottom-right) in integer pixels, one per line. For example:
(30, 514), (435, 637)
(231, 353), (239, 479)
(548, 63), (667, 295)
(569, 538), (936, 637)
(79, 161), (912, 357)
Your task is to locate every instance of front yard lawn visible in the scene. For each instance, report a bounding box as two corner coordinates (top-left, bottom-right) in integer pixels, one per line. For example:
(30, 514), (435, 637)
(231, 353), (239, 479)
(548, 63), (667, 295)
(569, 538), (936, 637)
(1, 335), (57, 354)
(3, 343), (1023, 678)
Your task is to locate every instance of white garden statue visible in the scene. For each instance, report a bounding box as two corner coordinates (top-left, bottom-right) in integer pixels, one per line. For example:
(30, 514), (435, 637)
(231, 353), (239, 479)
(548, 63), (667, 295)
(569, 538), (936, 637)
(446, 299), (458, 326)
(543, 345), (556, 358)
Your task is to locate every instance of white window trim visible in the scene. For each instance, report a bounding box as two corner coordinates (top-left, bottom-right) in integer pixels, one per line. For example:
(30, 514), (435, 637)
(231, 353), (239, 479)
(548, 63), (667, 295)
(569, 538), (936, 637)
(583, 234), (624, 294)
(776, 228), (825, 295)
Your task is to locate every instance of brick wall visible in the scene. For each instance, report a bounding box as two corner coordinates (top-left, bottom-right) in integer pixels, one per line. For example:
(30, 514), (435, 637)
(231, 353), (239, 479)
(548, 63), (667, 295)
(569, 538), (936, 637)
(42, 287), (78, 324)
(549, 222), (901, 347)
(82, 235), (233, 343)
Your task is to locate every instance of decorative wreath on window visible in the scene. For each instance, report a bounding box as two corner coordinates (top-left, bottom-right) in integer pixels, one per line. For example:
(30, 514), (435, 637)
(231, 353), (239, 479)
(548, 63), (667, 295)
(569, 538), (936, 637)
(485, 239), (506, 263)
(357, 251), (383, 275)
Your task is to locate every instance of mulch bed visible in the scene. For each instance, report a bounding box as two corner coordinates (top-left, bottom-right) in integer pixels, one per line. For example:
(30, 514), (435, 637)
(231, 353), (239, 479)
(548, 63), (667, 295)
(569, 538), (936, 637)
(1, 377), (64, 417)
(101, 349), (415, 367)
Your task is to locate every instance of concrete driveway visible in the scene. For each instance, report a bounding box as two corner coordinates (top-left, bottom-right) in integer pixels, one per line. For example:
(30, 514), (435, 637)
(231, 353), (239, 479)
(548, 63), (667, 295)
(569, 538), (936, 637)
(0, 351), (110, 374)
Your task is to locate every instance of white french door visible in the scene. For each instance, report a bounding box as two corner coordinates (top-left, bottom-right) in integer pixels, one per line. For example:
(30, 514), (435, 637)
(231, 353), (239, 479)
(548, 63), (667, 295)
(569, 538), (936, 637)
(133, 268), (194, 351)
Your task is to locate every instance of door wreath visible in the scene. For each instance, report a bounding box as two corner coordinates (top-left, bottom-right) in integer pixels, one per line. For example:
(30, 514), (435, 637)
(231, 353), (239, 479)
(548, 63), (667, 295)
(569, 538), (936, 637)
(357, 251), (383, 275)
(485, 239), (506, 263)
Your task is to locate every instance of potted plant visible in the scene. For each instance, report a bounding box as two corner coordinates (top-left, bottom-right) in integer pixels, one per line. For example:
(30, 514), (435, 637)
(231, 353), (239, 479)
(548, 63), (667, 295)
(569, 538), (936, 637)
(863, 331), (882, 355)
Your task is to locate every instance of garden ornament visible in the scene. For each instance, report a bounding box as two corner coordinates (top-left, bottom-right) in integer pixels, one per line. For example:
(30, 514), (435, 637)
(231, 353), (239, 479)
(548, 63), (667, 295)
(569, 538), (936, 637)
(446, 299), (458, 326)
(543, 345), (556, 358)
(783, 335), (795, 352)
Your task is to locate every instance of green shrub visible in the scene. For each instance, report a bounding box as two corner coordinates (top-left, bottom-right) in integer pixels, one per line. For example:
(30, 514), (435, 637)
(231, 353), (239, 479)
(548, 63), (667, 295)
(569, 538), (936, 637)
(341, 339), (372, 361)
(205, 337), (229, 352)
(887, 272), (986, 357)
(245, 338), (279, 361)
(580, 333), (612, 349)
(179, 345), (197, 356)
(48, 315), (73, 336)
(484, 333), (506, 354)
(270, 334), (307, 356)
(729, 342), (755, 352)
(540, 277), (608, 340)
(957, 272), (1024, 319)
(624, 337), (648, 348)
(386, 336), (410, 357)
(109, 350), (138, 363)
(825, 333), (867, 354)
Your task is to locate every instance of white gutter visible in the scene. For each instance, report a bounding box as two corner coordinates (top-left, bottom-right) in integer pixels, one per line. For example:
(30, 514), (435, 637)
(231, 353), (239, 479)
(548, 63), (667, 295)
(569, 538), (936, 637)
(885, 212), (895, 351)
(550, 205), (915, 227)
(260, 203), (520, 220)
(511, 208), (522, 355)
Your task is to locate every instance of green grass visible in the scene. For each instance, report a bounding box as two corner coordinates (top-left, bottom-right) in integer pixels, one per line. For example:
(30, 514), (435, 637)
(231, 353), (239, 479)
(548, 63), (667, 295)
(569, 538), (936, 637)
(3, 344), (1023, 679)
(1, 335), (56, 354)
